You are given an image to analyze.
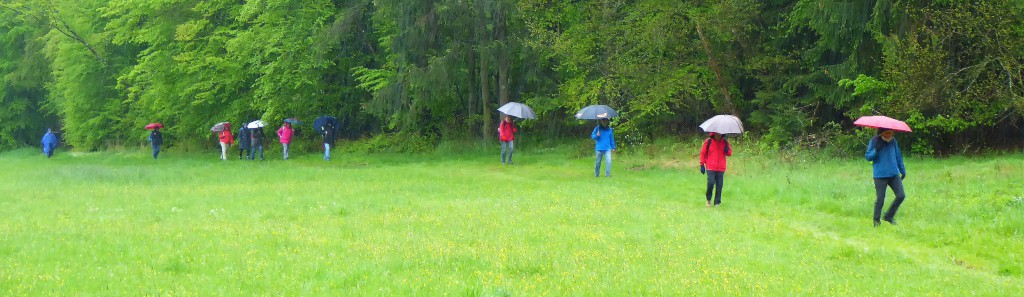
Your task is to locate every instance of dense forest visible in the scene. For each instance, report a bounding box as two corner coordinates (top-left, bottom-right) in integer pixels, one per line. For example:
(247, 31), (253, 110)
(1, 0), (1023, 154)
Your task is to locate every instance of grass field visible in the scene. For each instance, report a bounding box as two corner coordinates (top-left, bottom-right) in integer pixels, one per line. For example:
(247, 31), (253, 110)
(1, 146), (1022, 296)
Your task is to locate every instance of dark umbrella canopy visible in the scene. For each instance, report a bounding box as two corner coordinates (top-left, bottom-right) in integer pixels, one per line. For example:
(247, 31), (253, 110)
(313, 116), (339, 134)
(575, 105), (618, 120)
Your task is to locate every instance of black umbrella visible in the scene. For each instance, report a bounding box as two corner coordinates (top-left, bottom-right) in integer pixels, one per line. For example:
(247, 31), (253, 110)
(313, 116), (339, 134)
(574, 105), (618, 120)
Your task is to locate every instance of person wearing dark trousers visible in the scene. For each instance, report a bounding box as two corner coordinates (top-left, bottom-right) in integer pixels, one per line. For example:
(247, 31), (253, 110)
(149, 128), (163, 159)
(249, 126), (265, 160)
(699, 132), (732, 207)
(236, 125), (250, 160)
(865, 128), (907, 226)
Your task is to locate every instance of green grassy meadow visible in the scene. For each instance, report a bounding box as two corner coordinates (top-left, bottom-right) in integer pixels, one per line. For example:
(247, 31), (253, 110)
(1, 146), (1022, 296)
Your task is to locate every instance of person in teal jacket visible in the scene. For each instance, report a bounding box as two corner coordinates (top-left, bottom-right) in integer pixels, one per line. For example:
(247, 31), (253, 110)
(865, 128), (907, 226)
(591, 118), (616, 177)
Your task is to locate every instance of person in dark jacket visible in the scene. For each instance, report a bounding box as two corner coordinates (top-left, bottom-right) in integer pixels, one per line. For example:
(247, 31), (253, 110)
(323, 124), (336, 161)
(249, 126), (265, 160)
(591, 118), (616, 177)
(699, 132), (733, 207)
(865, 128), (907, 226)
(236, 124), (251, 160)
(149, 127), (163, 159)
(41, 128), (58, 158)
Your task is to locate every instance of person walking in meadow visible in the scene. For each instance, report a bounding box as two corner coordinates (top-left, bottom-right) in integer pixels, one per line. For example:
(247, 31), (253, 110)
(218, 124), (233, 160)
(41, 128), (58, 158)
(498, 115), (517, 165)
(149, 127), (163, 159)
(249, 126), (265, 160)
(591, 117), (616, 177)
(865, 128), (907, 226)
(699, 132), (732, 207)
(277, 122), (293, 160)
(323, 123), (335, 161)
(236, 124), (251, 160)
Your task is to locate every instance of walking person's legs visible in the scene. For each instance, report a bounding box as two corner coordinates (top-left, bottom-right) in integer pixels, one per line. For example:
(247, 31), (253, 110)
(282, 143), (289, 160)
(501, 141), (509, 164)
(258, 144), (264, 160)
(873, 178), (889, 226)
(603, 150), (612, 177)
(714, 171), (724, 205)
(507, 140), (514, 164)
(220, 142), (228, 160)
(594, 150), (605, 177)
(152, 144), (160, 159)
(883, 177), (906, 224)
(706, 171), (716, 206)
(324, 143), (331, 160)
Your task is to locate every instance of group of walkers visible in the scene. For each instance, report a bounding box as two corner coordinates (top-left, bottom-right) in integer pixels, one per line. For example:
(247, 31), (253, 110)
(213, 121), (335, 161)
(38, 115), (910, 227)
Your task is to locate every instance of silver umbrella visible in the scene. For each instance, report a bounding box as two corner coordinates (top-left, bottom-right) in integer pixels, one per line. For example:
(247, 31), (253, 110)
(575, 105), (618, 120)
(497, 102), (536, 119)
(246, 120), (266, 129)
(699, 115), (744, 135)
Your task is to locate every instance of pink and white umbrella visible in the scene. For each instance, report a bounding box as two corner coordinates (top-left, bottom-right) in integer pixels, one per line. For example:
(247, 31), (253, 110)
(853, 116), (912, 132)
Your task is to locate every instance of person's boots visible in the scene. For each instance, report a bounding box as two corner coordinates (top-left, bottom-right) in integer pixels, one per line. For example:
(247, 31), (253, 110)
(873, 219), (882, 227)
(883, 217), (897, 225)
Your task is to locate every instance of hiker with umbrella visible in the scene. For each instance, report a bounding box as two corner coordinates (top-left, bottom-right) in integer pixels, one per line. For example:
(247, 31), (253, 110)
(314, 116), (338, 161)
(212, 122), (232, 160)
(248, 120), (266, 160)
(236, 122), (251, 160)
(146, 123), (164, 159)
(497, 102), (535, 165)
(856, 115), (910, 227)
(41, 128), (58, 158)
(698, 115), (741, 207)
(577, 105), (618, 177)
(278, 119), (300, 160)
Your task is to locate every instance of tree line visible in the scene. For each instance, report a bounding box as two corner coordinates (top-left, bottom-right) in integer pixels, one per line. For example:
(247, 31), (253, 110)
(1, 0), (1023, 154)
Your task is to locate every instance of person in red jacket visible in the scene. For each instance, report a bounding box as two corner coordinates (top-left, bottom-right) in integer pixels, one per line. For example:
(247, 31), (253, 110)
(277, 122), (293, 160)
(699, 132), (732, 207)
(498, 115), (517, 165)
(218, 124), (233, 160)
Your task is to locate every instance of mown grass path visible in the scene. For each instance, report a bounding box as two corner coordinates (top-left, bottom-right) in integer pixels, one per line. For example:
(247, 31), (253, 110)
(1, 149), (1022, 295)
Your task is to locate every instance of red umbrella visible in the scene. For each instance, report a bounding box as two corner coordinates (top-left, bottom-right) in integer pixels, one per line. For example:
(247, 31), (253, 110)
(145, 123), (164, 130)
(854, 116), (911, 132)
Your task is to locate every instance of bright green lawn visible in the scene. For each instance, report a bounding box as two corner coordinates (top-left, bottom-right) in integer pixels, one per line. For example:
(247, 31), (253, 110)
(1, 147), (1022, 296)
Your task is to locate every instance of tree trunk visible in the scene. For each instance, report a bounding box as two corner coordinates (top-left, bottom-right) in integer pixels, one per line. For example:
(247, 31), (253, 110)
(496, 4), (510, 107)
(696, 23), (736, 115)
(477, 0), (492, 141)
(467, 43), (478, 136)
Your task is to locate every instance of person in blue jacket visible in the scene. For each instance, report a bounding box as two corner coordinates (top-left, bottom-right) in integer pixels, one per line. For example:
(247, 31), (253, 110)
(41, 128), (58, 158)
(591, 117), (616, 177)
(865, 128), (907, 226)
(149, 127), (163, 159)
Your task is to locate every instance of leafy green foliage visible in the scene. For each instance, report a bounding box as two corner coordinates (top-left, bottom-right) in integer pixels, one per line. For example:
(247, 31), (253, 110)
(0, 0), (1022, 154)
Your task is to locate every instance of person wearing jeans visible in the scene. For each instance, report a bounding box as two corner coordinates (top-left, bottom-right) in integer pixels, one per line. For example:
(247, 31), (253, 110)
(699, 132), (732, 207)
(323, 124), (335, 161)
(498, 115), (517, 165)
(149, 128), (163, 159)
(591, 118), (616, 177)
(277, 122), (293, 160)
(865, 128), (907, 226)
(249, 127), (265, 160)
